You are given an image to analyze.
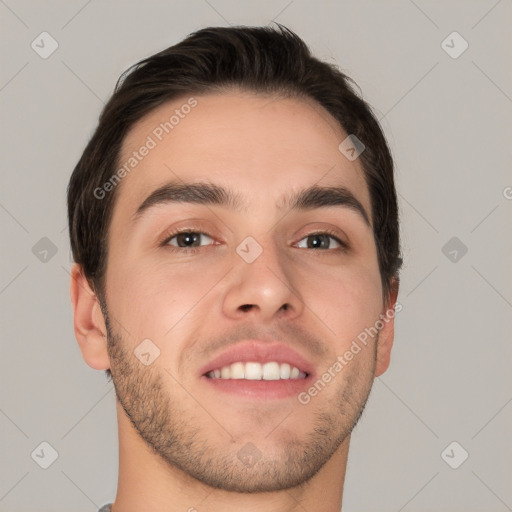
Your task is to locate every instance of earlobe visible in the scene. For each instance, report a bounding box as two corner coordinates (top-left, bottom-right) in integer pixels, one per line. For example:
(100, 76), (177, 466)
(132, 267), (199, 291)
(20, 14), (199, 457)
(70, 263), (111, 371)
(374, 277), (399, 377)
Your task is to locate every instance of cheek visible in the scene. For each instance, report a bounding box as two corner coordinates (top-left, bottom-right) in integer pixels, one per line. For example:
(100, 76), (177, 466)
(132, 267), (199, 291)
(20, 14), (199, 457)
(106, 256), (226, 341)
(298, 259), (382, 351)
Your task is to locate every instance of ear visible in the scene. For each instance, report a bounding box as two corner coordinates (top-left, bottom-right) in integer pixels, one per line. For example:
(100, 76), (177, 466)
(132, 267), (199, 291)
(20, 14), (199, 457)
(374, 277), (400, 377)
(69, 263), (110, 371)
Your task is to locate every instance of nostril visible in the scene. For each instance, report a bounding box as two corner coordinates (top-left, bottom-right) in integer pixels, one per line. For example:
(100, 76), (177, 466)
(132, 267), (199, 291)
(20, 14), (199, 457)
(240, 304), (254, 312)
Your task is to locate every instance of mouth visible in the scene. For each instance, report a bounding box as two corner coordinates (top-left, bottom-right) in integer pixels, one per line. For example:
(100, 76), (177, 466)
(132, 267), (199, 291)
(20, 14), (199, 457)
(205, 361), (308, 380)
(199, 340), (314, 399)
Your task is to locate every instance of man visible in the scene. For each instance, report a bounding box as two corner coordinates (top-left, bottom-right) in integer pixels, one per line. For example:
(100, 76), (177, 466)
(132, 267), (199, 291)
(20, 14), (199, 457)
(68, 24), (402, 512)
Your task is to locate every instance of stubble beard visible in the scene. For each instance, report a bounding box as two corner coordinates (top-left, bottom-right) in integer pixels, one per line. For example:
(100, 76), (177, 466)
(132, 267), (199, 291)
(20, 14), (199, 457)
(104, 307), (377, 493)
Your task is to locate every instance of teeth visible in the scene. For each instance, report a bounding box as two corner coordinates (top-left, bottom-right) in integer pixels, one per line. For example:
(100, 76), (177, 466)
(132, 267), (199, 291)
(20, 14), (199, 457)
(279, 363), (291, 379)
(207, 361), (306, 380)
(263, 362), (280, 380)
(231, 362), (245, 379)
(245, 362), (262, 380)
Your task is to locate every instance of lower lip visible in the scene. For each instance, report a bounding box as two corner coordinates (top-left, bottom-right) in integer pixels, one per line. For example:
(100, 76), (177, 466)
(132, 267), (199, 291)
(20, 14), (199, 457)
(201, 374), (313, 400)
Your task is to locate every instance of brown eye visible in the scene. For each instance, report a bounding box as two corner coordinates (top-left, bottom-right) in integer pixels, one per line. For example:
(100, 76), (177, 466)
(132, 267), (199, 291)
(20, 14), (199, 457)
(296, 233), (344, 250)
(166, 231), (214, 248)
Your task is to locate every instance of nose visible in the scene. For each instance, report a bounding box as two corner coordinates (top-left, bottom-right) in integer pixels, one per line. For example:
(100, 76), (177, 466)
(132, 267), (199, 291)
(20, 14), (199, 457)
(221, 237), (304, 323)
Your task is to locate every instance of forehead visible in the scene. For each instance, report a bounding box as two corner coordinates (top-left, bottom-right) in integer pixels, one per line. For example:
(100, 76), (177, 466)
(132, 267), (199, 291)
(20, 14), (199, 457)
(113, 91), (371, 223)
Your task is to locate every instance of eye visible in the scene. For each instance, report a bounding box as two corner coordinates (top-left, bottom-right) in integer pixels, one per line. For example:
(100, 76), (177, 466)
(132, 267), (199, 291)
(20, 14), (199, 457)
(163, 231), (215, 249)
(295, 232), (347, 250)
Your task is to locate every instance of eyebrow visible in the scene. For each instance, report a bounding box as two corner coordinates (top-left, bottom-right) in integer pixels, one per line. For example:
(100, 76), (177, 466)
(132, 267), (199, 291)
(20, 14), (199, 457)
(131, 180), (371, 228)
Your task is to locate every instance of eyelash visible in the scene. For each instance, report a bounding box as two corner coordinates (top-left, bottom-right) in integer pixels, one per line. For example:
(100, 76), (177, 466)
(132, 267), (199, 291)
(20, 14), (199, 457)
(159, 227), (349, 253)
(296, 228), (349, 252)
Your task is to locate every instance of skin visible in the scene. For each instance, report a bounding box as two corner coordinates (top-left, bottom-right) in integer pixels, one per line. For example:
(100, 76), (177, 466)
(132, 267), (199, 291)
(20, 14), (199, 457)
(70, 90), (398, 512)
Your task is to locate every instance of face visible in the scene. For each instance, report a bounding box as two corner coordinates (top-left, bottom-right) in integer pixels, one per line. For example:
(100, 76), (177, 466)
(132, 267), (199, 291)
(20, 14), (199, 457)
(100, 91), (396, 492)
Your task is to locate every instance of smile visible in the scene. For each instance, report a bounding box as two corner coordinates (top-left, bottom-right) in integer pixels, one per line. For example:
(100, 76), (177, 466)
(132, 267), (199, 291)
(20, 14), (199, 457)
(205, 361), (308, 380)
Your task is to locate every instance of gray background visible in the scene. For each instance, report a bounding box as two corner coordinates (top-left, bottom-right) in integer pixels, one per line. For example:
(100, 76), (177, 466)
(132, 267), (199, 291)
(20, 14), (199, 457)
(1, 1), (511, 511)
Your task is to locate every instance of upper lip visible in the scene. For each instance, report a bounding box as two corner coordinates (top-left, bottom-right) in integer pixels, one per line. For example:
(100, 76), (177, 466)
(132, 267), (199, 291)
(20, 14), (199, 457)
(199, 340), (315, 377)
